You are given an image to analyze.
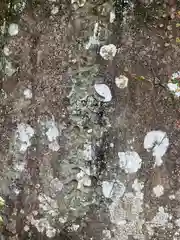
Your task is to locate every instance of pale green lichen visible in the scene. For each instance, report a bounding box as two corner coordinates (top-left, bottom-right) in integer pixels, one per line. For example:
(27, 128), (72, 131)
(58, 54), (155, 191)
(59, 54), (114, 220)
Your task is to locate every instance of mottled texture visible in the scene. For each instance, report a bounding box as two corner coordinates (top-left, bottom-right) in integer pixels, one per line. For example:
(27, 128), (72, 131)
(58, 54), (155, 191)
(0, 0), (180, 239)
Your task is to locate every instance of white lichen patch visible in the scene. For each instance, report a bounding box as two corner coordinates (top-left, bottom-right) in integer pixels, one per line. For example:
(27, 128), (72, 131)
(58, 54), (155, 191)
(102, 229), (111, 239)
(14, 161), (26, 172)
(99, 44), (117, 60)
(118, 151), (142, 173)
(132, 179), (144, 193)
(109, 10), (116, 23)
(102, 181), (114, 198)
(102, 180), (125, 199)
(175, 218), (180, 228)
(167, 82), (180, 97)
(169, 194), (175, 200)
(127, 138), (135, 150)
(109, 190), (144, 239)
(50, 178), (63, 195)
(15, 123), (34, 153)
(144, 130), (169, 166)
(153, 184), (164, 197)
(110, 179), (171, 239)
(174, 232), (180, 240)
(59, 216), (67, 224)
(85, 22), (100, 49)
(68, 224), (79, 231)
(115, 75), (129, 89)
(150, 206), (171, 227)
(46, 226), (56, 238)
(167, 71), (180, 97)
(113, 220), (145, 240)
(23, 88), (32, 99)
(3, 46), (11, 56)
(8, 23), (19, 36)
(27, 216), (56, 238)
(94, 83), (112, 102)
(51, 5), (59, 15)
(41, 118), (60, 151)
(146, 206), (172, 236)
(38, 194), (58, 217)
(76, 168), (91, 189)
(24, 225), (29, 232)
(83, 143), (92, 161)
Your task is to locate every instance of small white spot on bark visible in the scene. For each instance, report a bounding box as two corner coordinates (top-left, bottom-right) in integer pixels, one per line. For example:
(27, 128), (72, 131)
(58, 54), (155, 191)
(168, 82), (178, 92)
(99, 44), (117, 60)
(50, 178), (63, 192)
(132, 179), (144, 193)
(102, 229), (111, 239)
(151, 206), (171, 227)
(24, 225), (29, 232)
(102, 181), (125, 199)
(167, 83), (180, 97)
(71, 224), (79, 231)
(8, 23), (19, 36)
(38, 194), (58, 217)
(167, 71), (180, 97)
(153, 185), (164, 197)
(82, 175), (91, 187)
(23, 89), (32, 99)
(87, 129), (92, 133)
(115, 75), (128, 88)
(109, 10), (116, 23)
(85, 22), (100, 49)
(46, 121), (59, 142)
(14, 161), (26, 172)
(32, 210), (38, 216)
(169, 194), (175, 200)
(3, 46), (10, 56)
(59, 217), (67, 224)
(94, 83), (112, 102)
(46, 226), (56, 238)
(49, 141), (59, 152)
(15, 123), (34, 153)
(102, 181), (114, 198)
(172, 71), (180, 79)
(42, 118), (60, 151)
(51, 5), (59, 14)
(14, 188), (20, 195)
(76, 168), (91, 189)
(83, 143), (92, 161)
(110, 143), (114, 148)
(118, 151), (142, 173)
(175, 218), (180, 227)
(35, 184), (40, 189)
(144, 130), (169, 166)
(29, 216), (56, 238)
(20, 209), (25, 214)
